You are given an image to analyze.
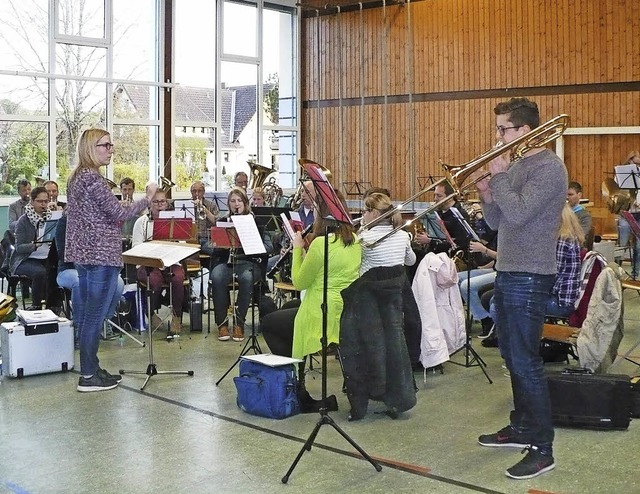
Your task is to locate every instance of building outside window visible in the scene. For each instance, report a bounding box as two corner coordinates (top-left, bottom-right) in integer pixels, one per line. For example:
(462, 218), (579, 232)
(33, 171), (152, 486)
(0, 0), (298, 197)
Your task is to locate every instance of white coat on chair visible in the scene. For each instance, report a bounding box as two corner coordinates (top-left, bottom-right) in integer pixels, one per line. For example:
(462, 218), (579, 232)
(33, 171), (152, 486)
(412, 252), (466, 369)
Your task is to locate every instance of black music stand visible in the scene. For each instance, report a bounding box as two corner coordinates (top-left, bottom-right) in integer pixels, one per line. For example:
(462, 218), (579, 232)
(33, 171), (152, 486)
(614, 164), (640, 189)
(282, 161), (381, 484)
(212, 216), (266, 385)
(343, 180), (371, 210)
(447, 208), (492, 384)
(119, 241), (199, 391)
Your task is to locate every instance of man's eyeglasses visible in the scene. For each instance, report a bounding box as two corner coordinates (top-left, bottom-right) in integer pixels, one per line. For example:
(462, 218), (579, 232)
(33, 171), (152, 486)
(96, 142), (114, 151)
(496, 125), (523, 137)
(33, 199), (49, 204)
(152, 200), (167, 205)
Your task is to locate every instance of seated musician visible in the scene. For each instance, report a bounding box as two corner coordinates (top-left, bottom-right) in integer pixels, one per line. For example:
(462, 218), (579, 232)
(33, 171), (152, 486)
(546, 204), (584, 318)
(10, 186), (59, 309)
(43, 180), (66, 210)
(408, 182), (472, 280)
(190, 180), (219, 256)
(297, 180), (316, 228)
(119, 177), (139, 241)
(132, 190), (186, 335)
(261, 191), (360, 410)
(340, 192), (417, 420)
(250, 187), (266, 207)
(210, 187), (272, 342)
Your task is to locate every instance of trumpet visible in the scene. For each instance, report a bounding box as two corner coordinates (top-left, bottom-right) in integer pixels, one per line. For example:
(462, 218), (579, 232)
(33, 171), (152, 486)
(361, 114), (570, 248)
(193, 199), (208, 221)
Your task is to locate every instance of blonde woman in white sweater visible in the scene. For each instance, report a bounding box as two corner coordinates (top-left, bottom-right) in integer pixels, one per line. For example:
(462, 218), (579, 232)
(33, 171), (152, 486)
(359, 192), (416, 274)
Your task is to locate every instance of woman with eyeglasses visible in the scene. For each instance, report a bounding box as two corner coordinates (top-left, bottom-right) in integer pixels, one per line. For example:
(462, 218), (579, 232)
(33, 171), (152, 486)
(132, 189), (186, 335)
(66, 128), (156, 393)
(10, 186), (57, 309)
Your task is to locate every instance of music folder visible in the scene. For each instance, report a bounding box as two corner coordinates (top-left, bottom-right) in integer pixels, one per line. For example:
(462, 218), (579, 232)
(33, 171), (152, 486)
(210, 216), (266, 255)
(153, 218), (196, 241)
(35, 219), (58, 244)
(122, 241), (201, 269)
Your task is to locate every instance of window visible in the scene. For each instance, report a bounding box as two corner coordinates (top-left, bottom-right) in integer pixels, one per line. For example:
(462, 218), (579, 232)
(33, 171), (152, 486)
(0, 0), (298, 197)
(0, 0), (163, 194)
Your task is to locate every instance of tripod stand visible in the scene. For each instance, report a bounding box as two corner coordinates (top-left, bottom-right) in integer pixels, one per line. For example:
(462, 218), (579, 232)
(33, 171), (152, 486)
(448, 215), (492, 384)
(119, 241), (199, 390)
(282, 161), (381, 483)
(216, 264), (263, 385)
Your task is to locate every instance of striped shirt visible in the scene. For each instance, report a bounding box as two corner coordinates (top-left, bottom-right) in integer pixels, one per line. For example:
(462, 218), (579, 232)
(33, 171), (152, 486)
(359, 225), (416, 275)
(552, 238), (581, 306)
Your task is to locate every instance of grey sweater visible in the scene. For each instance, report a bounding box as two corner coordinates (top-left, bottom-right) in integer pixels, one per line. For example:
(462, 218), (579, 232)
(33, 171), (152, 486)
(482, 149), (568, 275)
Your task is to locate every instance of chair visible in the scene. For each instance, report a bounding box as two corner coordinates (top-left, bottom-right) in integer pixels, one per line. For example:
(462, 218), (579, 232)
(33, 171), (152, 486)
(542, 256), (624, 373)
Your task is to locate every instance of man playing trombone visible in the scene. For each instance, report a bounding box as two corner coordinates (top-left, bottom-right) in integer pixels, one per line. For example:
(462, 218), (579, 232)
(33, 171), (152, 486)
(475, 97), (567, 480)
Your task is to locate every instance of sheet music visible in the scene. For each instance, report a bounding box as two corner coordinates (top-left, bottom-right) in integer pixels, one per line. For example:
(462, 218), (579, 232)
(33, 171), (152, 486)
(614, 164), (640, 189)
(50, 210), (63, 220)
(230, 215), (266, 255)
(449, 207), (480, 241)
(216, 221), (235, 228)
(123, 241), (200, 268)
(159, 210), (190, 220)
(280, 213), (296, 242)
(241, 354), (303, 367)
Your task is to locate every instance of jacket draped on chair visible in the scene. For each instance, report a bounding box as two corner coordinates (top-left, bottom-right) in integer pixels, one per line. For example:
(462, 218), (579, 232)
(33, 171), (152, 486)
(340, 265), (417, 420)
(412, 252), (466, 368)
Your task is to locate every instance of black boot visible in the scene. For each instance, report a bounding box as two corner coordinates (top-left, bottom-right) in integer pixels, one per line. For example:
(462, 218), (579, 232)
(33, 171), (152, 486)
(481, 334), (499, 348)
(478, 317), (494, 339)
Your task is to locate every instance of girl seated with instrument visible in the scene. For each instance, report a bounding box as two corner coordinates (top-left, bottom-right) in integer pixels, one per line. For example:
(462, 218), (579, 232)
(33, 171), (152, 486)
(210, 187), (272, 342)
(132, 189), (186, 335)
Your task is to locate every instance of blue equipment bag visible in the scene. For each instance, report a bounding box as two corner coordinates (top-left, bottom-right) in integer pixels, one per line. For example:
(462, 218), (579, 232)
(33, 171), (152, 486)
(234, 359), (300, 419)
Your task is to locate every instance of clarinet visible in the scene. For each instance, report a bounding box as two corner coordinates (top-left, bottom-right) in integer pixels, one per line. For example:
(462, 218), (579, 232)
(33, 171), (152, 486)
(266, 223), (313, 279)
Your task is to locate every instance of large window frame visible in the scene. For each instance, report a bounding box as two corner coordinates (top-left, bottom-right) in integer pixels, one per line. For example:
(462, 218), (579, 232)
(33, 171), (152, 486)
(0, 0), (299, 195)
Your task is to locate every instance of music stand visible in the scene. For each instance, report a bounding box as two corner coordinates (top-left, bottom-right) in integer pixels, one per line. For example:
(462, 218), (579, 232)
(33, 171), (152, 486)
(213, 216), (267, 385)
(207, 225), (240, 335)
(119, 241), (199, 391)
(614, 164), (640, 189)
(447, 209), (493, 384)
(282, 161), (381, 484)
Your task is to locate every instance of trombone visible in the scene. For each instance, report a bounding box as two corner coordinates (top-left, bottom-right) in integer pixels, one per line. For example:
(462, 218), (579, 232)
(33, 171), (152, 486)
(360, 114), (570, 248)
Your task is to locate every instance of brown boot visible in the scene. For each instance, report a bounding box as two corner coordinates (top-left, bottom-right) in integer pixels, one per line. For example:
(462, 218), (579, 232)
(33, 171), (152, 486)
(218, 325), (230, 341)
(171, 315), (182, 334)
(232, 325), (245, 342)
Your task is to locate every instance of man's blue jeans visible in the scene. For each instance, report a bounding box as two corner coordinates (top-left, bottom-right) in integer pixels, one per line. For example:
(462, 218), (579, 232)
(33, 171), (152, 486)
(459, 268), (496, 321)
(494, 271), (556, 454)
(76, 264), (121, 376)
